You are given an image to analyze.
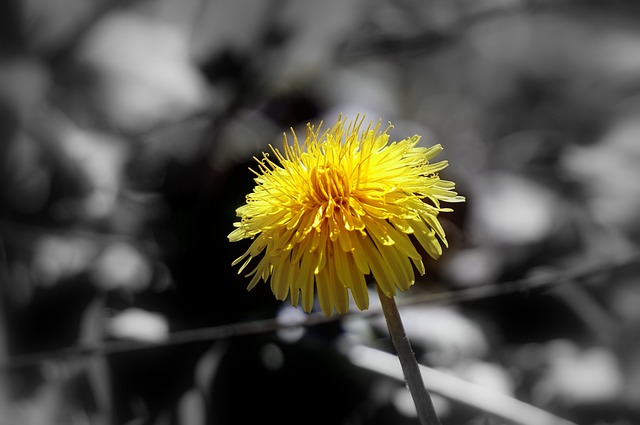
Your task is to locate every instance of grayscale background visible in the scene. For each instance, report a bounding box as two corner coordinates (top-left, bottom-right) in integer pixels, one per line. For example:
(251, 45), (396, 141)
(1, 0), (639, 424)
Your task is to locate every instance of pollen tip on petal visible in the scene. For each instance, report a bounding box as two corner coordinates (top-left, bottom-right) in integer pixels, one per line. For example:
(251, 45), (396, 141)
(376, 285), (395, 299)
(246, 275), (260, 291)
(412, 258), (426, 275)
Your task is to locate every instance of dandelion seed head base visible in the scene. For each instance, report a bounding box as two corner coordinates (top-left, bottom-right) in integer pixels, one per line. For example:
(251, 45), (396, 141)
(229, 115), (464, 316)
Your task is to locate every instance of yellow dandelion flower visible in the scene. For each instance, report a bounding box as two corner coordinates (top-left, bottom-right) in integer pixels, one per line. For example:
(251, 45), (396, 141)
(228, 115), (464, 316)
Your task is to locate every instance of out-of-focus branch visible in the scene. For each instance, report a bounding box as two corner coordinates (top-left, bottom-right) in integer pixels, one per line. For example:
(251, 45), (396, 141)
(348, 344), (578, 425)
(2, 249), (639, 370)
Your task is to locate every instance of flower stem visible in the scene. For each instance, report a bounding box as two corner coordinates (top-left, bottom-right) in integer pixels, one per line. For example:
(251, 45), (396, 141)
(376, 286), (442, 425)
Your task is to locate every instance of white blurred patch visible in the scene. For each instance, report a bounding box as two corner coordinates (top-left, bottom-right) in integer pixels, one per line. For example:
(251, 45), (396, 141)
(374, 305), (489, 365)
(391, 387), (417, 417)
(32, 235), (98, 287)
(443, 247), (503, 287)
(259, 342), (285, 371)
(563, 115), (640, 233)
(107, 308), (169, 343)
(177, 388), (206, 425)
(276, 304), (308, 343)
(472, 172), (556, 245)
(444, 361), (514, 396)
(78, 11), (211, 133)
(534, 339), (624, 405)
(91, 242), (152, 292)
(391, 387), (451, 419)
(610, 279), (640, 324)
(318, 62), (401, 122)
(595, 30), (640, 84)
(56, 122), (127, 219)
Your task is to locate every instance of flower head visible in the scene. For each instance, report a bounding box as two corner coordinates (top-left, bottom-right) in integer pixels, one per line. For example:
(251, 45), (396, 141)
(229, 115), (464, 316)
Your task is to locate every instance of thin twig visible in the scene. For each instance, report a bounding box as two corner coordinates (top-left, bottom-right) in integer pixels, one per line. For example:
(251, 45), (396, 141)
(2, 250), (639, 370)
(377, 285), (441, 425)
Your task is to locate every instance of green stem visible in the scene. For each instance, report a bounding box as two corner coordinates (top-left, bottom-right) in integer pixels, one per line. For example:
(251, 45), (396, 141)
(377, 286), (442, 425)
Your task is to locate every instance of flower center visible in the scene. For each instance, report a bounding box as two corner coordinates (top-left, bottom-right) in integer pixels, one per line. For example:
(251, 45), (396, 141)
(309, 165), (350, 204)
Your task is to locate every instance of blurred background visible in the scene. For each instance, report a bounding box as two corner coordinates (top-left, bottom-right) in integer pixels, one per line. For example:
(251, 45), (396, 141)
(2, 0), (640, 424)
